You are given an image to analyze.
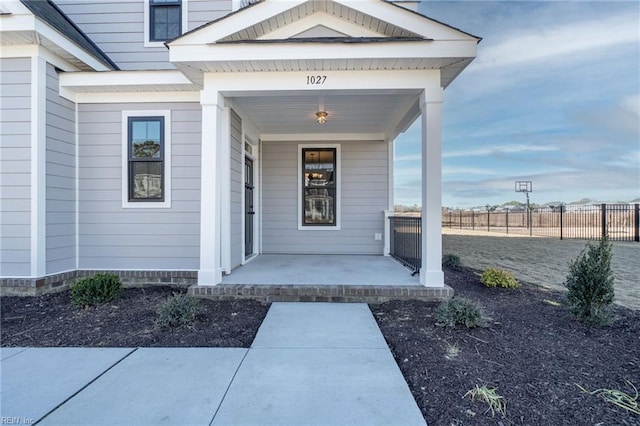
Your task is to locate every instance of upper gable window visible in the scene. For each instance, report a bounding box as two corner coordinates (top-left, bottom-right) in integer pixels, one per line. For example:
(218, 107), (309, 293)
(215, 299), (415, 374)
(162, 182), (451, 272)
(150, 0), (181, 41)
(144, 0), (187, 46)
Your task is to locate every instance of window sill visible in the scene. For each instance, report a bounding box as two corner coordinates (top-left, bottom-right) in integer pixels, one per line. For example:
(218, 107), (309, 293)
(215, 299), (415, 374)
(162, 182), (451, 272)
(122, 200), (171, 209)
(298, 225), (341, 231)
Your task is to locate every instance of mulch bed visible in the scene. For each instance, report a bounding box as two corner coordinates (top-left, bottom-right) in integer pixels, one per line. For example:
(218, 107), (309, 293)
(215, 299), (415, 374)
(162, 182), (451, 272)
(2, 271), (639, 425)
(1, 286), (269, 348)
(372, 267), (640, 426)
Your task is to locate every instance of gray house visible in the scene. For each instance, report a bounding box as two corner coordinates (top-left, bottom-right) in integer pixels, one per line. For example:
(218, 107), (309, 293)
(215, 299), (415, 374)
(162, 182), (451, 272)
(0, 0), (479, 295)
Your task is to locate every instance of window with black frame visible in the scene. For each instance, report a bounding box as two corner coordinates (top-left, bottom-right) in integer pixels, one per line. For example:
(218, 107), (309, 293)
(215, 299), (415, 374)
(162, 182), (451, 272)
(149, 0), (181, 42)
(128, 117), (164, 201)
(302, 148), (336, 226)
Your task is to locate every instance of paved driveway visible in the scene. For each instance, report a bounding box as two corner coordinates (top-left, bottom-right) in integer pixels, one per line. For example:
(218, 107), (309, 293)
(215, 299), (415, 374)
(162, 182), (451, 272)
(443, 229), (639, 310)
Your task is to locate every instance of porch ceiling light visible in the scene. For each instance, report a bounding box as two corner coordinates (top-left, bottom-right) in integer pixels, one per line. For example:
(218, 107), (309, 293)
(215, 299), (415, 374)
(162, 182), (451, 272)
(315, 111), (328, 124)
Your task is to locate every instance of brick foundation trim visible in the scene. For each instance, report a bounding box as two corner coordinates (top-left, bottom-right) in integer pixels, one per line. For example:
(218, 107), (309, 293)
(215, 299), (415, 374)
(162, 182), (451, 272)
(189, 284), (454, 304)
(1, 270), (198, 296)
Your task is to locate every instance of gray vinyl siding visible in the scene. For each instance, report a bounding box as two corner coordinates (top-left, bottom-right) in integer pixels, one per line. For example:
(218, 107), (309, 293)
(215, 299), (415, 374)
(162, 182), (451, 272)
(229, 110), (243, 268)
(54, 0), (232, 71)
(0, 58), (31, 277)
(46, 64), (77, 274)
(262, 141), (388, 255)
(77, 103), (201, 270)
(189, 0), (232, 29)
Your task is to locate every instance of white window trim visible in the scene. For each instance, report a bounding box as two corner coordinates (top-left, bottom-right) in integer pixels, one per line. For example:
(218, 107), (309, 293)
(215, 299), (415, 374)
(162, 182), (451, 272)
(121, 110), (172, 209)
(144, 0), (189, 48)
(297, 143), (341, 231)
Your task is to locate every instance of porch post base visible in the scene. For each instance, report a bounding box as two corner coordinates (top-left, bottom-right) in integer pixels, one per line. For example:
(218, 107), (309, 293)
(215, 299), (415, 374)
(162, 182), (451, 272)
(420, 269), (445, 287)
(197, 269), (223, 286)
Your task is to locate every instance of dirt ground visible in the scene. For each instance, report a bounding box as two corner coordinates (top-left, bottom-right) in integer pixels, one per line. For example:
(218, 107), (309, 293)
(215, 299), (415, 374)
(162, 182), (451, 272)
(443, 228), (640, 310)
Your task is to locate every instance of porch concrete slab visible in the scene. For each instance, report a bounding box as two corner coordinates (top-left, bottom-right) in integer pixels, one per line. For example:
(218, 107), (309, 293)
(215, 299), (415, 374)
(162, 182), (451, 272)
(211, 347), (426, 426)
(38, 348), (247, 426)
(0, 347), (133, 421)
(222, 254), (419, 286)
(252, 302), (388, 349)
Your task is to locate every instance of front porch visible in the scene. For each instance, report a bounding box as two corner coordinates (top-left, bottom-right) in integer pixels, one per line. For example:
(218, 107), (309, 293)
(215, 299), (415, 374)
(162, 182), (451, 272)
(189, 254), (453, 303)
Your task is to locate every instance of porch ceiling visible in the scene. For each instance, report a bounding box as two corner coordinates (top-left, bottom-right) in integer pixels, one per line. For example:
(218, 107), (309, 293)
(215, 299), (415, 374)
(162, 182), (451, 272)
(230, 89), (421, 139)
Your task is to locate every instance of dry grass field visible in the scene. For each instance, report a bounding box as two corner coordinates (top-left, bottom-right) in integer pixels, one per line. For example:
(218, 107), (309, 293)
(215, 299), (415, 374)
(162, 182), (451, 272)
(443, 228), (640, 310)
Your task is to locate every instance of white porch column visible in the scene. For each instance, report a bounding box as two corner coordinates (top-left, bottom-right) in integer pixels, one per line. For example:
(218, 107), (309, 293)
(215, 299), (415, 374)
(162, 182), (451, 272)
(219, 107), (231, 274)
(30, 55), (46, 277)
(198, 93), (224, 285)
(420, 88), (445, 287)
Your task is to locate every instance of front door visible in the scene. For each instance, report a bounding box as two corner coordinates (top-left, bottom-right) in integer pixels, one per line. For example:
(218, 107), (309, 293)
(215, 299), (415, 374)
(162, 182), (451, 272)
(245, 157), (254, 257)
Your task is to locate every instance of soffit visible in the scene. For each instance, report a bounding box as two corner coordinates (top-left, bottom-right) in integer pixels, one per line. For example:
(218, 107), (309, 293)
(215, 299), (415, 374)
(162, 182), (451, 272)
(0, 29), (99, 71)
(230, 90), (420, 137)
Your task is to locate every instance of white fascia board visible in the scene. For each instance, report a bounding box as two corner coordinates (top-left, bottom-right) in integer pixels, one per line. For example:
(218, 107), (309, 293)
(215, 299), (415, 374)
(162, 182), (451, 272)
(32, 19), (111, 71)
(0, 13), (36, 31)
(335, 0), (478, 41)
(171, 40), (477, 63)
(0, 0), (31, 14)
(204, 69), (440, 94)
(170, 0), (307, 45)
(60, 70), (193, 88)
(261, 133), (386, 142)
(67, 91), (200, 104)
(257, 12), (383, 40)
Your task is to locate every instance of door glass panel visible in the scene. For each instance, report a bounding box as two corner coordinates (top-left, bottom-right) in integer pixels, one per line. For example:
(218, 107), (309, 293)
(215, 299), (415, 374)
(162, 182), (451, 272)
(302, 148), (336, 226)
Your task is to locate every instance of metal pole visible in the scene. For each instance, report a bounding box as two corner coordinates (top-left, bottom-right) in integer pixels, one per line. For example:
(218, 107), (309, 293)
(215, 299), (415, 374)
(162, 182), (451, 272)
(601, 203), (607, 239)
(487, 208), (490, 232)
(472, 210), (475, 230)
(526, 192), (530, 229)
(506, 208), (509, 234)
(635, 204), (639, 242)
(560, 205), (564, 240)
(459, 210), (462, 229)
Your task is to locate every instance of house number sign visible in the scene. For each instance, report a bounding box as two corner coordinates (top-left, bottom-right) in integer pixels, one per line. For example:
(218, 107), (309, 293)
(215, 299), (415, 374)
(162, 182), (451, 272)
(306, 75), (327, 85)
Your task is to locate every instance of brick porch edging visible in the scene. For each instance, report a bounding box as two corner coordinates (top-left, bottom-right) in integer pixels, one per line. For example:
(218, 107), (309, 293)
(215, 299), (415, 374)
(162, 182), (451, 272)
(1, 270), (198, 296)
(189, 284), (454, 304)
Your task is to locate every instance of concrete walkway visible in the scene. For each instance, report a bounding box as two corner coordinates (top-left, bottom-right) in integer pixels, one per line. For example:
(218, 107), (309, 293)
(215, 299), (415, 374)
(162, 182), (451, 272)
(1, 303), (425, 426)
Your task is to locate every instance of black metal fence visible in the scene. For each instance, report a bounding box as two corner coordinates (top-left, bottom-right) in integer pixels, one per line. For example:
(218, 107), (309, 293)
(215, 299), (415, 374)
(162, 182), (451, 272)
(443, 203), (640, 242)
(389, 216), (421, 272)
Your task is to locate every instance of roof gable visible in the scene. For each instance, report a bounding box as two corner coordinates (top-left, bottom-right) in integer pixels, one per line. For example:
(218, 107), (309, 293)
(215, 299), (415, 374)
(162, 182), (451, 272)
(170, 0), (479, 46)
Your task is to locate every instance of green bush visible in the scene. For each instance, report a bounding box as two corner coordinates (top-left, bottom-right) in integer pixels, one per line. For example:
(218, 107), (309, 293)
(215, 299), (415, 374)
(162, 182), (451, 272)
(442, 253), (462, 269)
(436, 298), (487, 328)
(156, 294), (200, 329)
(70, 273), (122, 307)
(565, 237), (615, 325)
(480, 268), (519, 289)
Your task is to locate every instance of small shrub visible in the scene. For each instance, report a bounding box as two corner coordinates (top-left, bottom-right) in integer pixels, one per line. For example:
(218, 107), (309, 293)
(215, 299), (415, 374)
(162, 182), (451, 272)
(156, 294), (200, 329)
(442, 253), (462, 269)
(565, 237), (615, 325)
(70, 273), (122, 307)
(436, 298), (487, 328)
(480, 268), (519, 289)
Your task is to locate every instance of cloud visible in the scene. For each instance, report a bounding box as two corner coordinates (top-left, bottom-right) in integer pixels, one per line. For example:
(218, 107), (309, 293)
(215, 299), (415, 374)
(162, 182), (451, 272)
(443, 144), (558, 158)
(471, 13), (639, 72)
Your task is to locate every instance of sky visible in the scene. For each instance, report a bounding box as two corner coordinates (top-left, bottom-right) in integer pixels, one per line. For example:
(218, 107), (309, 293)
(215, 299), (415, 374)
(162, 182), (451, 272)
(394, 1), (640, 208)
